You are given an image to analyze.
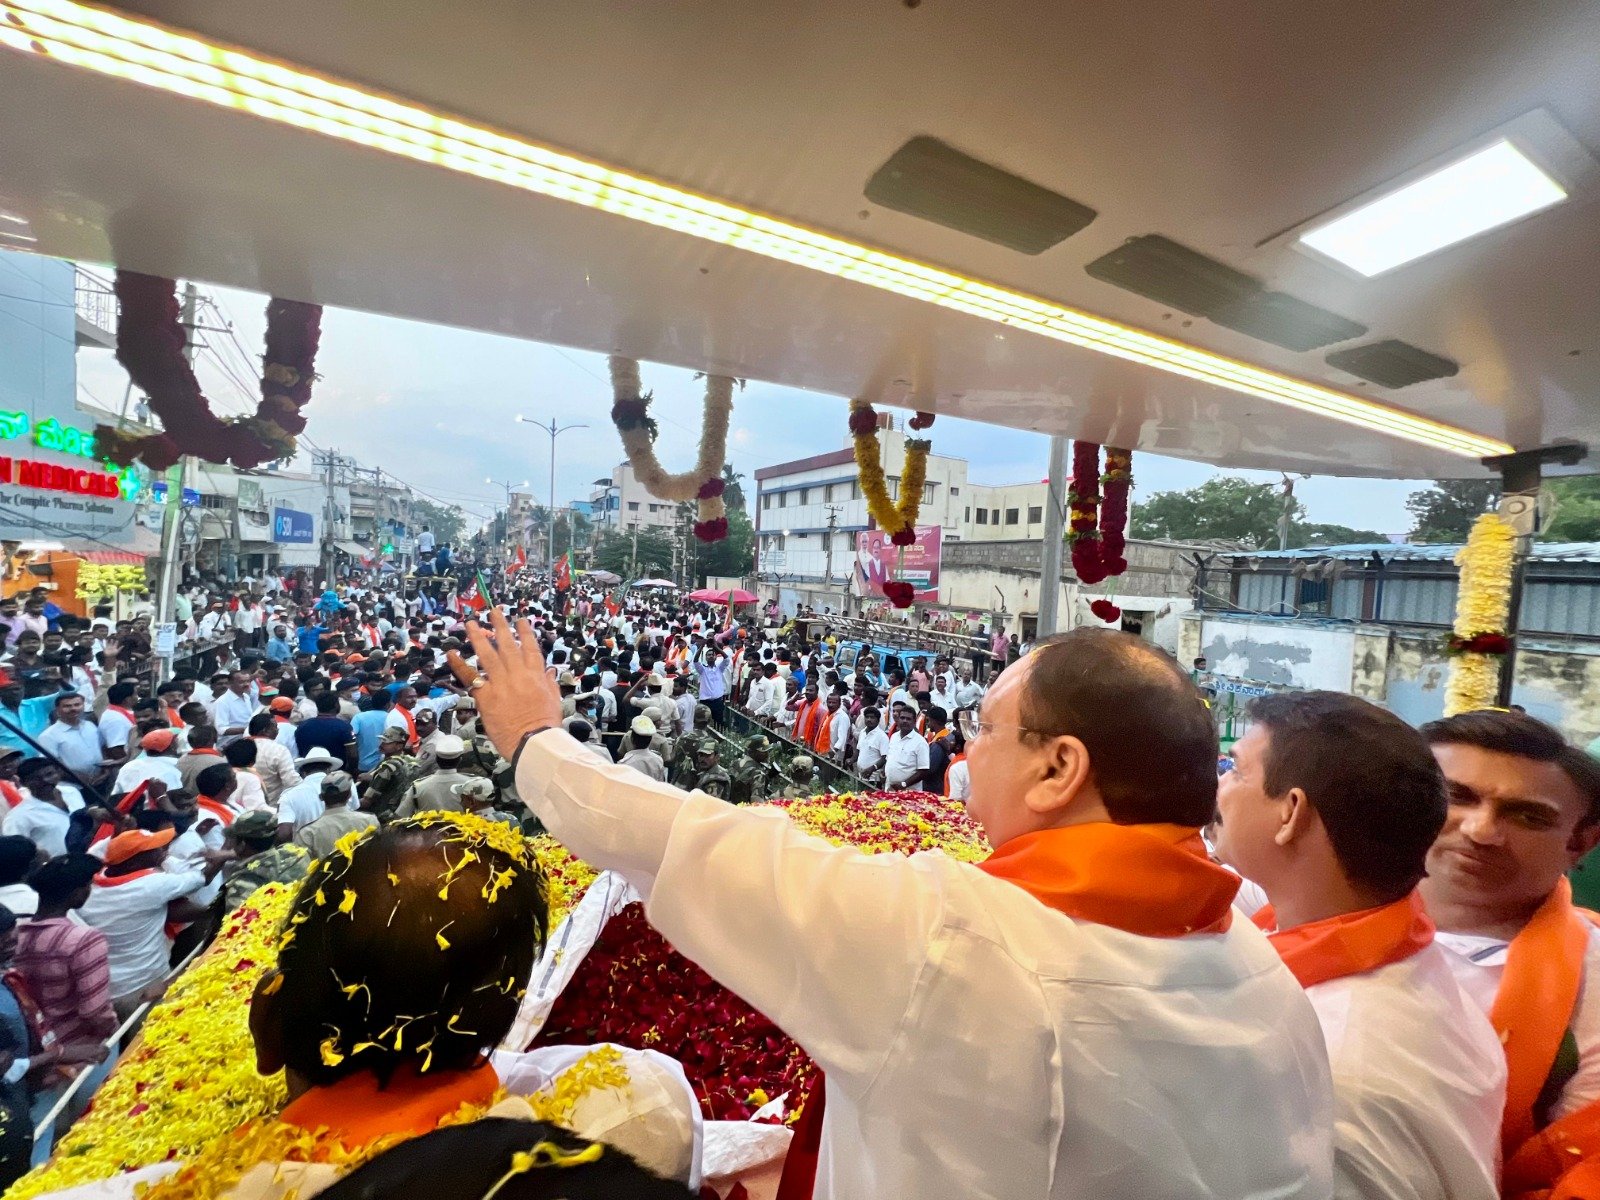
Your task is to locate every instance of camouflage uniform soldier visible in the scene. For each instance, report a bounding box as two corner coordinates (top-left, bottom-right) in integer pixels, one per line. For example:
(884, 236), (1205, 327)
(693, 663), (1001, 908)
(221, 810), (311, 911)
(776, 754), (819, 799)
(688, 743), (732, 801)
(669, 704), (716, 785)
(730, 735), (777, 805)
(363, 726), (418, 821)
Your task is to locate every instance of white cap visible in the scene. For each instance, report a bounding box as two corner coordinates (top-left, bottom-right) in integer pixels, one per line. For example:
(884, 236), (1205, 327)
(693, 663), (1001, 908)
(434, 734), (466, 757)
(631, 715), (657, 737)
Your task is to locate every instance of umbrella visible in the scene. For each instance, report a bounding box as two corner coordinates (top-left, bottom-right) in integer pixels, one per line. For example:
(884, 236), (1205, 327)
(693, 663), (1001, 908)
(582, 569), (622, 584)
(689, 587), (758, 605)
(632, 578), (679, 589)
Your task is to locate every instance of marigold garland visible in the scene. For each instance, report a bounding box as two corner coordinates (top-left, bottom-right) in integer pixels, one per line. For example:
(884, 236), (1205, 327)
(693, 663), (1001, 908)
(850, 401), (933, 606)
(1444, 511), (1518, 716)
(609, 357), (736, 542)
(95, 271), (322, 472)
(14, 831), (582, 1199)
(6, 883), (297, 1200)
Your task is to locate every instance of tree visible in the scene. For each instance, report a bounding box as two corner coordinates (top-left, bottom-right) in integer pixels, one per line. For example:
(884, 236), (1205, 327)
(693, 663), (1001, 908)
(593, 526), (674, 578)
(1131, 477), (1302, 547)
(1542, 476), (1600, 541)
(695, 506), (756, 582)
(1405, 480), (1499, 543)
(721, 463), (747, 512)
(411, 498), (465, 547)
(551, 511), (594, 560)
(1296, 522), (1387, 545)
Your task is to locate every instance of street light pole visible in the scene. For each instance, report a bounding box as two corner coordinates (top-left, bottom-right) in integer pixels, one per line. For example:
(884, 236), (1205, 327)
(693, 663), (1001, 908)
(516, 416), (588, 570)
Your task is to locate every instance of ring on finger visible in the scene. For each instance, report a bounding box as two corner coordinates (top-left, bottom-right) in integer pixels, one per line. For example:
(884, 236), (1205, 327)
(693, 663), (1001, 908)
(468, 675), (489, 691)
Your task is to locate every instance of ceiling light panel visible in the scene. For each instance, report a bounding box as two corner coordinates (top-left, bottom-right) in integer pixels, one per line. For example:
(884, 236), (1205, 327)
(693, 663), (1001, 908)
(0, 0), (1513, 459)
(1298, 139), (1567, 277)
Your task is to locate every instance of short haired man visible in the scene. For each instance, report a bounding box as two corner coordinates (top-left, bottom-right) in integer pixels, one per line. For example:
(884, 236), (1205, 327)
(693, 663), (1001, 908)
(1419, 710), (1600, 1198)
(884, 704), (930, 790)
(221, 810), (309, 911)
(294, 771), (377, 860)
(36, 692), (102, 784)
(1214, 692), (1505, 1198)
(478, 617), (1334, 1196)
(78, 828), (221, 1019)
(3, 759), (86, 859)
(14, 854), (117, 1051)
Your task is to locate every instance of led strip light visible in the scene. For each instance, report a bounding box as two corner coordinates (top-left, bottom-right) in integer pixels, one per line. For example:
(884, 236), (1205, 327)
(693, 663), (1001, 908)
(0, 0), (1513, 459)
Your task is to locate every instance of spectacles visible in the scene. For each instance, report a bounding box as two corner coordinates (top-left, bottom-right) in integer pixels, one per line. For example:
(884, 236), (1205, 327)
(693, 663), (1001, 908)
(956, 710), (1050, 742)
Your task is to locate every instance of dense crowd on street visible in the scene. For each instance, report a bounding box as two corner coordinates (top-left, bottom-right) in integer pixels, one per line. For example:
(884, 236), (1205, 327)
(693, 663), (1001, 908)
(0, 544), (1597, 1199)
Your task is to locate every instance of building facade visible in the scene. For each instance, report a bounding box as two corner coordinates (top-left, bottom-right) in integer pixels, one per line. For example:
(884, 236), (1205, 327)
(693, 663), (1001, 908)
(753, 426), (969, 584)
(961, 480), (1050, 541)
(589, 461), (678, 532)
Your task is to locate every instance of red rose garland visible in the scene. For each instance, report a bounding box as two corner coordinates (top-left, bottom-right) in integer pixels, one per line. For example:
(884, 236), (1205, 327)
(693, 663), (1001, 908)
(1067, 442), (1133, 621)
(96, 271), (322, 471)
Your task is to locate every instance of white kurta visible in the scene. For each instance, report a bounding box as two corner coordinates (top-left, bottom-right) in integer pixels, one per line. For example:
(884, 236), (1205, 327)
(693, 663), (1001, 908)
(1439, 923), (1600, 1123)
(517, 730), (1336, 1200)
(1304, 943), (1505, 1200)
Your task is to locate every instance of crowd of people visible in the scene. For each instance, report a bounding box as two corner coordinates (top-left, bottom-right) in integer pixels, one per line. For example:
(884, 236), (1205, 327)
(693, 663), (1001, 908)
(0, 555), (1597, 1198)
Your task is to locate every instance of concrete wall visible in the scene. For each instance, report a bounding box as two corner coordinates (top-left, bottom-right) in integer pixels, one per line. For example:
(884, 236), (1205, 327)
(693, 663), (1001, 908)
(1195, 615), (1356, 690)
(1186, 612), (1600, 746)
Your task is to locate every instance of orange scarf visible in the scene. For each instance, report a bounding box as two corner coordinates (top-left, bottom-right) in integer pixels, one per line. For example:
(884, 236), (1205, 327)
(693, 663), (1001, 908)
(279, 1061), (498, 1145)
(779, 822), (1236, 1200)
(197, 797), (236, 827)
(812, 708), (835, 755)
(941, 753), (966, 798)
(1492, 879), (1592, 1159)
(1254, 892), (1433, 989)
(396, 705), (418, 748)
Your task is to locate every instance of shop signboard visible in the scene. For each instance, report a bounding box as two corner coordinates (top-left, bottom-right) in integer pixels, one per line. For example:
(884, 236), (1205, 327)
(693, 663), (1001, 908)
(272, 506), (315, 544)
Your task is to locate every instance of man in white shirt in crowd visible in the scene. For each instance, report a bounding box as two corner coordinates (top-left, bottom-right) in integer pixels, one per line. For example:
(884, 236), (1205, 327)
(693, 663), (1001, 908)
(36, 692), (104, 787)
(952, 662), (984, 711)
(276, 747), (339, 841)
(884, 703), (930, 790)
(79, 826), (222, 1020)
(2, 759), (86, 858)
(1214, 691), (1504, 1199)
(211, 670), (258, 742)
(1417, 710), (1600, 1198)
(113, 729), (185, 796)
(454, 612), (1334, 1199)
(196, 599), (231, 643)
(97, 680), (139, 767)
(294, 771), (377, 860)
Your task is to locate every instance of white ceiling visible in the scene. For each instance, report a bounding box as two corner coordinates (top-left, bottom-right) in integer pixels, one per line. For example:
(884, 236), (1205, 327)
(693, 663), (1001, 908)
(2, 0), (1597, 478)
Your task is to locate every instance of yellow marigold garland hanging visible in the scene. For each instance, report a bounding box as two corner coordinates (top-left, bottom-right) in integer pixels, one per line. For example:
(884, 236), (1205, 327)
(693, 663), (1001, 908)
(1443, 510), (1518, 716)
(848, 398), (932, 607)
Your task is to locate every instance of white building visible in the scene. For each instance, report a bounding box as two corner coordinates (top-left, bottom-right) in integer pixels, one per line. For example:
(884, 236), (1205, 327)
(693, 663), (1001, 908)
(962, 480), (1051, 541)
(753, 421), (968, 584)
(589, 461), (678, 531)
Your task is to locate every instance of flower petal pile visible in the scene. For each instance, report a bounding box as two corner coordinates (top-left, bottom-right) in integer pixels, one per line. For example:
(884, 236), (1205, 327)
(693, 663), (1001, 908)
(528, 791), (989, 1122)
(7, 883), (297, 1199)
(528, 833), (599, 927)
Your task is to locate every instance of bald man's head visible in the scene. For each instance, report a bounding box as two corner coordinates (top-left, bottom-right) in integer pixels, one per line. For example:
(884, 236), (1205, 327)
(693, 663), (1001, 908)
(1020, 629), (1218, 825)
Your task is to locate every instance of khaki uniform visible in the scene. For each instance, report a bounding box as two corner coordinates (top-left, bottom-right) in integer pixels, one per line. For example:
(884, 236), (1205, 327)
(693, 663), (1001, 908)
(776, 772), (820, 800)
(397, 768), (478, 817)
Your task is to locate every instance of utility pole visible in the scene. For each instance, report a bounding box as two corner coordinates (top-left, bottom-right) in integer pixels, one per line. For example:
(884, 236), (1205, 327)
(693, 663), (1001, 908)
(629, 520), (639, 580)
(822, 503), (843, 586)
(315, 448), (340, 585)
(153, 281), (198, 676)
(515, 416), (588, 571)
(1037, 434), (1069, 636)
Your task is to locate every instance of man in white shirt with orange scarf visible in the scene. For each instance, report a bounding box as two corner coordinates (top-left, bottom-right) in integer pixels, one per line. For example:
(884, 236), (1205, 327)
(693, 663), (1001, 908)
(1213, 691), (1505, 1199)
(1418, 710), (1600, 1200)
(454, 612), (1334, 1199)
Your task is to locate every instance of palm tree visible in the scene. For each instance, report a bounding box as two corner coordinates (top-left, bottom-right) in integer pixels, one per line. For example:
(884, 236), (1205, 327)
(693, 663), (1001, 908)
(721, 463), (746, 512)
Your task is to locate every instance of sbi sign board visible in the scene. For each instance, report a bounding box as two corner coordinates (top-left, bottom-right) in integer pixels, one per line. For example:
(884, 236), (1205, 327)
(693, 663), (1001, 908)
(272, 507), (315, 545)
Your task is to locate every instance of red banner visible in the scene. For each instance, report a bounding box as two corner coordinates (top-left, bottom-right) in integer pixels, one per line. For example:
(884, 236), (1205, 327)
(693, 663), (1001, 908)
(854, 526), (942, 604)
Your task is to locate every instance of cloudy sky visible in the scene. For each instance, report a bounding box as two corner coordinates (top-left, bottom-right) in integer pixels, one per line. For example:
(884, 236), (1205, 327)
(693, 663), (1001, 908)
(76, 283), (1427, 536)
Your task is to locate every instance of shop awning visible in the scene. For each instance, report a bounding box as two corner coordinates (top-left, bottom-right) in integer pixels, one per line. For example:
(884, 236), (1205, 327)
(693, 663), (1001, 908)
(60, 526), (161, 564)
(334, 541), (371, 558)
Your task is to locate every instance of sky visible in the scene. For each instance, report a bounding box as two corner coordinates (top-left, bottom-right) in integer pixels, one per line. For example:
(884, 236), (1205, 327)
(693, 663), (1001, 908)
(75, 282), (1428, 537)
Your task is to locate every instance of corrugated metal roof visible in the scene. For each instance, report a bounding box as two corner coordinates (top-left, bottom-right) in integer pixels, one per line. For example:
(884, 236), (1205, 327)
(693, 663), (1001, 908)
(1227, 542), (1600, 564)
